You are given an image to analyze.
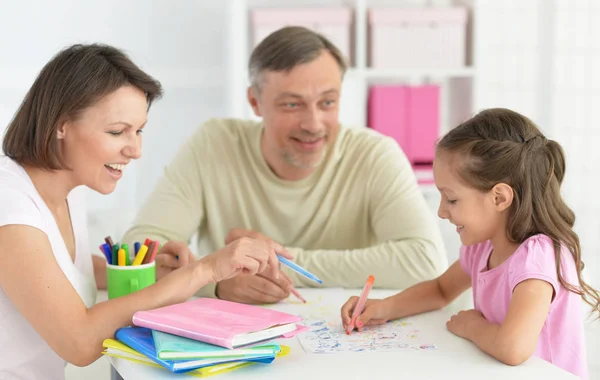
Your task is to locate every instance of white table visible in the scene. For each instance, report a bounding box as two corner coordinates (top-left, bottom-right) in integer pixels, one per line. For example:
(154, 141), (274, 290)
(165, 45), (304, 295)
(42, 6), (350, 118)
(105, 289), (577, 380)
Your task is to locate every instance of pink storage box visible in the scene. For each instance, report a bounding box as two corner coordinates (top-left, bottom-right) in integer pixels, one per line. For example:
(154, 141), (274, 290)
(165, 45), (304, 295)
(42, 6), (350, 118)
(368, 7), (467, 68)
(251, 8), (353, 64)
(368, 84), (440, 167)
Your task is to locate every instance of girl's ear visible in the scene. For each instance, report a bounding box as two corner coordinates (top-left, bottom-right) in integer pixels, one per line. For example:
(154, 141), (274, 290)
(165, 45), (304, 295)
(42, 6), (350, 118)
(492, 183), (514, 212)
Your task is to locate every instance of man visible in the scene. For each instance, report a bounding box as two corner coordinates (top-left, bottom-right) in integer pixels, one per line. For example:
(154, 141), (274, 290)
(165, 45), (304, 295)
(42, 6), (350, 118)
(122, 26), (448, 304)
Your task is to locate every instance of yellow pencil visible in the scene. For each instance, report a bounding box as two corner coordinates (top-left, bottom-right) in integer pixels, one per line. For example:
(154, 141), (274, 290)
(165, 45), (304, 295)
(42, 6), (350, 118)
(117, 248), (126, 266)
(131, 244), (148, 266)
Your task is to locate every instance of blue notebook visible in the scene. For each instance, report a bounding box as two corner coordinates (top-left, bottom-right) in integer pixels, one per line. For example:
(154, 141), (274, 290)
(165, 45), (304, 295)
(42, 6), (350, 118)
(152, 330), (280, 360)
(115, 327), (277, 373)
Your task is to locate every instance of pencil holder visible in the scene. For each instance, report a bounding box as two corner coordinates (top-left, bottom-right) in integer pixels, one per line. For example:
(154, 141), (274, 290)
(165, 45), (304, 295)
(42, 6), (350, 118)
(107, 262), (156, 300)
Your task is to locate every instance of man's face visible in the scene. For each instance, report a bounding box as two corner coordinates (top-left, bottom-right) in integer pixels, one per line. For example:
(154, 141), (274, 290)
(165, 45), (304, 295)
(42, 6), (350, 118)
(248, 50), (343, 180)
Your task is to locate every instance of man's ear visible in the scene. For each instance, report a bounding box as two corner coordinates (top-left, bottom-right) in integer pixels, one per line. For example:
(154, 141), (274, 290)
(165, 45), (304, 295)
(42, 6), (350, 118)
(491, 183), (514, 212)
(247, 86), (262, 117)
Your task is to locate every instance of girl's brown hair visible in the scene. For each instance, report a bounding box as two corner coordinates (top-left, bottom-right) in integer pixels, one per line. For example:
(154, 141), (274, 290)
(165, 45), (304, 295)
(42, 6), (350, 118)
(437, 108), (599, 315)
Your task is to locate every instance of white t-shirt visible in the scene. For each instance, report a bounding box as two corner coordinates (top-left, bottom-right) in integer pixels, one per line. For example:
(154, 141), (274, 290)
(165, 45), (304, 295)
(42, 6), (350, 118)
(0, 156), (97, 380)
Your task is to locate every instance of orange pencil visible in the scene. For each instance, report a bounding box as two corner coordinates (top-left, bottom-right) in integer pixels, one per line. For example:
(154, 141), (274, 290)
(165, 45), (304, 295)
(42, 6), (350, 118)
(346, 275), (375, 335)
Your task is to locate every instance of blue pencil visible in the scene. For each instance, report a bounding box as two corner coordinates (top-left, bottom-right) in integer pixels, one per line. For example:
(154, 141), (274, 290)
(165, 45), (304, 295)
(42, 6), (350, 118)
(277, 255), (323, 284)
(100, 243), (112, 265)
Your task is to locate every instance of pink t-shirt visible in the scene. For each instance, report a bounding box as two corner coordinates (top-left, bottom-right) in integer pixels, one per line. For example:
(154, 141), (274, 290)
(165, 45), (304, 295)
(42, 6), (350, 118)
(460, 234), (588, 379)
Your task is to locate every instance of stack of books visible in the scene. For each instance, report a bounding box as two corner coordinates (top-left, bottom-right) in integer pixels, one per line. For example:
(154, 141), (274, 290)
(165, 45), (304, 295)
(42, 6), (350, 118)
(102, 298), (306, 377)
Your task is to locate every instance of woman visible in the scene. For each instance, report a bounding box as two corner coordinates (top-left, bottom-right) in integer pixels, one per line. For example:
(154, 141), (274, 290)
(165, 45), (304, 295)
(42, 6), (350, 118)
(0, 43), (291, 379)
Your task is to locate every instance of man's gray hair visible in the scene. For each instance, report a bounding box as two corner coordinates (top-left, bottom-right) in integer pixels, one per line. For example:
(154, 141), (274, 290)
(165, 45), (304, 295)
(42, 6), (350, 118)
(248, 26), (348, 90)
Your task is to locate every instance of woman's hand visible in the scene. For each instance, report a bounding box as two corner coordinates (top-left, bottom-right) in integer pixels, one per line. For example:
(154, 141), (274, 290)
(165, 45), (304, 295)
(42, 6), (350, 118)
(200, 237), (293, 284)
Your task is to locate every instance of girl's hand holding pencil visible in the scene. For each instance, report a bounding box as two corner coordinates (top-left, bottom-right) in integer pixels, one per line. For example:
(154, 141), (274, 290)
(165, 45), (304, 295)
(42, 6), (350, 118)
(341, 297), (393, 333)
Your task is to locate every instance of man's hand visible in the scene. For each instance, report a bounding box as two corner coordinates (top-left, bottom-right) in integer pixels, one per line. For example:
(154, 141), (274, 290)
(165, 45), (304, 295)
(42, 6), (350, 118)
(154, 241), (196, 281)
(225, 228), (272, 245)
(220, 228), (295, 304)
(216, 270), (293, 305)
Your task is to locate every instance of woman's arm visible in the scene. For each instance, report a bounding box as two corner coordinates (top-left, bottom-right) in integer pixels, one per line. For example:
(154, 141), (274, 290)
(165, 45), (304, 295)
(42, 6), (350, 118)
(0, 224), (285, 367)
(92, 255), (107, 289)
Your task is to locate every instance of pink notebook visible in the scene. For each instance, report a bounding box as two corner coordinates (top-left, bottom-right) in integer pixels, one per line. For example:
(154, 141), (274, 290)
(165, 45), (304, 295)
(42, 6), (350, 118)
(132, 298), (307, 349)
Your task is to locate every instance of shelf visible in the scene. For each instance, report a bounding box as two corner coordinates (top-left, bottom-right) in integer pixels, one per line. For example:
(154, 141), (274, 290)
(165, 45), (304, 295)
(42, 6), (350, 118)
(348, 67), (475, 81)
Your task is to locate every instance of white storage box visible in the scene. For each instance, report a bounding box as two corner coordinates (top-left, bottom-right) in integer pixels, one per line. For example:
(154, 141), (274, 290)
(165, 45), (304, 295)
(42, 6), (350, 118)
(369, 7), (468, 68)
(251, 7), (353, 65)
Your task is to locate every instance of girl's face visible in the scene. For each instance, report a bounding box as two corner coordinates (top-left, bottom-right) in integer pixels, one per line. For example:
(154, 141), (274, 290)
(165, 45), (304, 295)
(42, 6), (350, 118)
(433, 152), (504, 246)
(58, 85), (148, 194)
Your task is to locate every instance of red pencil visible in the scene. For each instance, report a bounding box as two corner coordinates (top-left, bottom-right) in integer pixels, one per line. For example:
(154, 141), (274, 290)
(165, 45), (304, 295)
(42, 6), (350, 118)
(143, 241), (159, 264)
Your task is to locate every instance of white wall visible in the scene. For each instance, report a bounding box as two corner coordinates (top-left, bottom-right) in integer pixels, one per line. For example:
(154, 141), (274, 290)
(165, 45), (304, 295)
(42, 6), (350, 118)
(474, 0), (600, 288)
(1, 0), (598, 287)
(0, 0), (231, 212)
(0, 0), (238, 250)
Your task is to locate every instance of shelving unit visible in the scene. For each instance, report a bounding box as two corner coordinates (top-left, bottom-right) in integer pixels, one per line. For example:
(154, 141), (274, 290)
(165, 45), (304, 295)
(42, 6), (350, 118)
(228, 0), (476, 138)
(227, 0), (471, 262)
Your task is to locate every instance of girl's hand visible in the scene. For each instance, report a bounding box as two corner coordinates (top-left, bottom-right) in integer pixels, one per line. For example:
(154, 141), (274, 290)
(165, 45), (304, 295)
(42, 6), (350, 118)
(446, 309), (485, 339)
(199, 237), (292, 284)
(340, 297), (392, 332)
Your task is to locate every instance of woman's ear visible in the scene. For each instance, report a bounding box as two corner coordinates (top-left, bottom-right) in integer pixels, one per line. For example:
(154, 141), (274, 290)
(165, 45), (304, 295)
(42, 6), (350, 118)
(56, 121), (68, 139)
(492, 183), (514, 212)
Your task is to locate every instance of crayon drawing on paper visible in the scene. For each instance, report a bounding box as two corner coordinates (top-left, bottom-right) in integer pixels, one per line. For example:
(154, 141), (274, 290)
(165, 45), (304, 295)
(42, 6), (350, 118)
(298, 317), (437, 354)
(273, 289), (438, 354)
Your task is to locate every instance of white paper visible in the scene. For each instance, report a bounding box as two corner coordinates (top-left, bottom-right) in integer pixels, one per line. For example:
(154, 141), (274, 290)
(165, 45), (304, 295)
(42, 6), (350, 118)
(268, 288), (438, 354)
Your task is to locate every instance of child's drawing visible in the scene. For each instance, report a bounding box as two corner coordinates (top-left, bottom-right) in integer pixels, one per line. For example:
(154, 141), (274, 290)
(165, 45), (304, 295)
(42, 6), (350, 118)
(269, 289), (438, 354)
(298, 316), (437, 354)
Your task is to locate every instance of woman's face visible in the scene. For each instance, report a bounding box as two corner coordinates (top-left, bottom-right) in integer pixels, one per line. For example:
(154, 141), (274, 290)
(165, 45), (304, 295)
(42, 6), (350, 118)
(58, 85), (148, 194)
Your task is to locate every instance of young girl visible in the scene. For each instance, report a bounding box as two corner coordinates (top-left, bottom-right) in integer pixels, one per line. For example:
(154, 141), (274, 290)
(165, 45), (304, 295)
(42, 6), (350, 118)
(0, 44), (291, 380)
(341, 108), (599, 379)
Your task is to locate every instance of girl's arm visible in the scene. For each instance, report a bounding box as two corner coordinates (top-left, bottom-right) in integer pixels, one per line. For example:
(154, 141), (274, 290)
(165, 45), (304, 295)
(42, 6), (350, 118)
(458, 279), (553, 366)
(341, 260), (471, 329)
(0, 224), (284, 367)
(385, 260), (472, 319)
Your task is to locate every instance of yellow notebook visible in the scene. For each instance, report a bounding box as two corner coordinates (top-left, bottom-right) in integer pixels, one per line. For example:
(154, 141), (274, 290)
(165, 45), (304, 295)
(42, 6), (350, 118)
(102, 339), (290, 378)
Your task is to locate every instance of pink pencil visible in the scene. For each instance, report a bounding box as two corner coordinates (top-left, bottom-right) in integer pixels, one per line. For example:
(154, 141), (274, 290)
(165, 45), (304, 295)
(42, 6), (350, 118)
(290, 287), (306, 303)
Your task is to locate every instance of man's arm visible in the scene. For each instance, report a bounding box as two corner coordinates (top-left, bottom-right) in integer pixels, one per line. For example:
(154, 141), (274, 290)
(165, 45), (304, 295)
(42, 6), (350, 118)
(283, 239), (445, 289)
(283, 138), (448, 288)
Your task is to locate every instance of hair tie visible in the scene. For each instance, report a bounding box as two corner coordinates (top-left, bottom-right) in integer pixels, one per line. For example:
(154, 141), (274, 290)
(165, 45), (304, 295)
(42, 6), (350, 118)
(525, 135), (546, 144)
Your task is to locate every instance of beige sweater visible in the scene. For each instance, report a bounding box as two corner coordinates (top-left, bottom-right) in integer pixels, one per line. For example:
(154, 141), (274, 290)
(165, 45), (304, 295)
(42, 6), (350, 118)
(122, 118), (448, 297)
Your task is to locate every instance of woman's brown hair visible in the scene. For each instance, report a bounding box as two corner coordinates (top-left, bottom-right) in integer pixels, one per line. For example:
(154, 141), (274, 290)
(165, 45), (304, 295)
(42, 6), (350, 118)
(437, 108), (599, 315)
(2, 43), (163, 170)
